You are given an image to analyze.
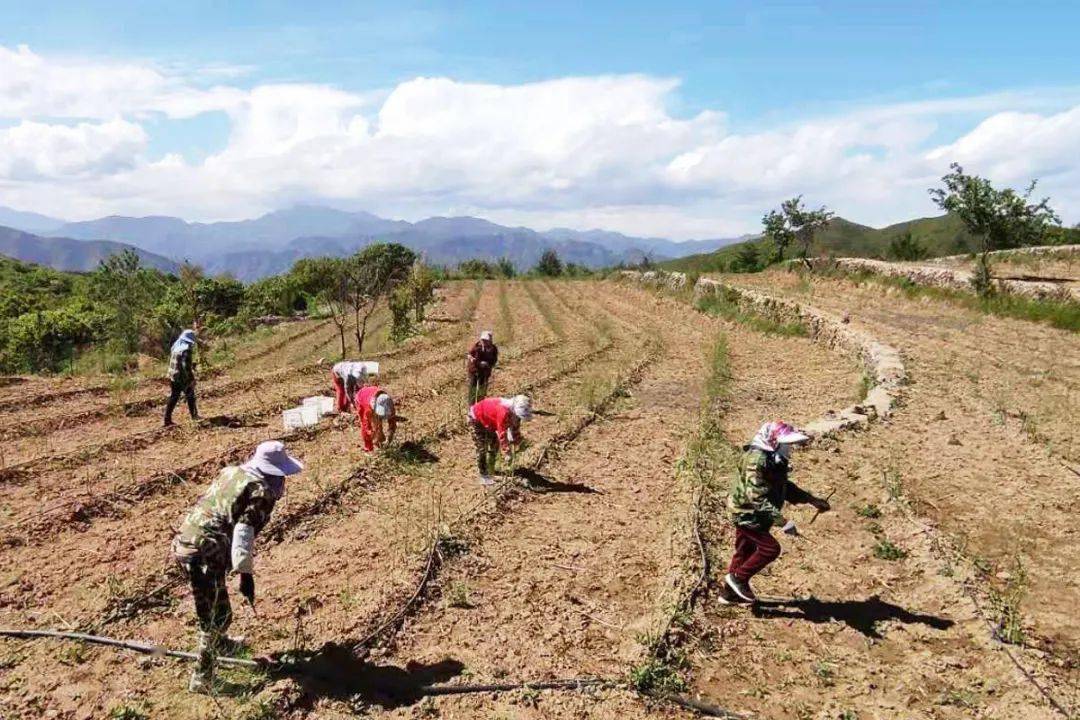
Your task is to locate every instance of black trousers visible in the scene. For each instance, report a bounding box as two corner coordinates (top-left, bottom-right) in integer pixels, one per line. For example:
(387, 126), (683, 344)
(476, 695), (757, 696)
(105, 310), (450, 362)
(164, 379), (198, 423)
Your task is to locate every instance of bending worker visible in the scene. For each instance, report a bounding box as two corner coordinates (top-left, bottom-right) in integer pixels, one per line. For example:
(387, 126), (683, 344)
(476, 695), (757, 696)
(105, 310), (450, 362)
(722, 421), (830, 604)
(468, 394), (533, 486)
(331, 361), (367, 412)
(466, 330), (499, 404)
(164, 328), (200, 427)
(355, 383), (397, 452)
(172, 440), (303, 693)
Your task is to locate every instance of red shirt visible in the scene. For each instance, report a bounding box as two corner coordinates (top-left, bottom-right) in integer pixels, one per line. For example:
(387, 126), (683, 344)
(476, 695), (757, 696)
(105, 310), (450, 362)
(470, 397), (518, 451)
(355, 385), (382, 431)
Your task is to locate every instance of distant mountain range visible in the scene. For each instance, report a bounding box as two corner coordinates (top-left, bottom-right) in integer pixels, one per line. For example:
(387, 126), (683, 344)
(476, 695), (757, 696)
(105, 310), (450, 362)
(0, 225), (179, 274)
(0, 205), (740, 281)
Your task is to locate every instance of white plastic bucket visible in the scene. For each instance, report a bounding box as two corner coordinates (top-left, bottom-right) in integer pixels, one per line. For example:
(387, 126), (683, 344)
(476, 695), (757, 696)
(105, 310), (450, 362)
(282, 407), (305, 430)
(300, 404), (320, 426)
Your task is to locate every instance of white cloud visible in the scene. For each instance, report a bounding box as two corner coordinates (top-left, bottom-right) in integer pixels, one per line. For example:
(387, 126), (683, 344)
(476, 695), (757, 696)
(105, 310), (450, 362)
(1, 43), (1079, 236)
(0, 118), (147, 179)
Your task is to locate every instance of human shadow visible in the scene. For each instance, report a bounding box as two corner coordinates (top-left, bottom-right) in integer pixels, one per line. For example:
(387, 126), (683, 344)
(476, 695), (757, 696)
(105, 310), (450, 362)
(513, 468), (599, 494)
(267, 642), (464, 709)
(384, 440), (439, 465)
(197, 414), (263, 429)
(751, 594), (954, 639)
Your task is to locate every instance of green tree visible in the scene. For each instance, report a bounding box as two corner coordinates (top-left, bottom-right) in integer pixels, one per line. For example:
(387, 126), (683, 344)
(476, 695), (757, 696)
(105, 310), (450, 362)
(535, 249), (563, 277)
(388, 284), (414, 342)
(457, 259), (497, 278)
(88, 250), (166, 358)
(496, 256), (516, 278)
(405, 259), (437, 322)
(929, 163), (1060, 295)
(345, 243), (417, 352)
(887, 232), (928, 261)
(763, 196), (834, 263)
(731, 243), (763, 273)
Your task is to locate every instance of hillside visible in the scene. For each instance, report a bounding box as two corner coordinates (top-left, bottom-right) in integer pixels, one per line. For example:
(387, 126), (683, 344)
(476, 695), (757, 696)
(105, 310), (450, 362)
(0, 226), (179, 274)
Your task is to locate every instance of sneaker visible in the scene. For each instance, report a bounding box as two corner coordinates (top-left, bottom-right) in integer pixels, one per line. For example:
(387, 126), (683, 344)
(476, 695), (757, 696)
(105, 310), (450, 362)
(725, 573), (757, 603)
(716, 582), (743, 605)
(188, 669), (212, 694)
(479, 475), (495, 486)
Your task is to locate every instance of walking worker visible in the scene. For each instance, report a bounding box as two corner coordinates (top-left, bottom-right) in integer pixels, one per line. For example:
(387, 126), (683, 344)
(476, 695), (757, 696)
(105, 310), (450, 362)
(466, 330), (499, 404)
(172, 440), (303, 693)
(355, 383), (397, 452)
(164, 328), (200, 427)
(331, 361), (367, 412)
(722, 421), (831, 604)
(468, 394), (533, 486)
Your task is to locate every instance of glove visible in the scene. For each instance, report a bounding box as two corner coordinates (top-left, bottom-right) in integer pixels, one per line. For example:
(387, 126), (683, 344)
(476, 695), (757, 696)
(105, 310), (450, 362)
(781, 520), (799, 536)
(238, 573), (255, 605)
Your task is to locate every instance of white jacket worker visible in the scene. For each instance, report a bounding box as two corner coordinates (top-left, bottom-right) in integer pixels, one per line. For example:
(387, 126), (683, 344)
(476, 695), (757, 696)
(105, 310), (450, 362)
(330, 361), (369, 412)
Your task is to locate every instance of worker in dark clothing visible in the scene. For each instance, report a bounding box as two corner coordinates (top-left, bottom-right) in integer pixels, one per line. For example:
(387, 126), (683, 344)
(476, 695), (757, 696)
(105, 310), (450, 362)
(466, 330), (499, 404)
(164, 329), (200, 427)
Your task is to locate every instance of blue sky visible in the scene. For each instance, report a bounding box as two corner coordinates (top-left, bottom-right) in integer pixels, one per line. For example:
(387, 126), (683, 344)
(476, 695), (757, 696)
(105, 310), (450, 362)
(1, 1), (1078, 236)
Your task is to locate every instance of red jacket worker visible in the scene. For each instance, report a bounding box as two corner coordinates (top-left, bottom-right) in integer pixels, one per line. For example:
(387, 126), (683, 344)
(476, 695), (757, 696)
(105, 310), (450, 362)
(354, 384), (397, 452)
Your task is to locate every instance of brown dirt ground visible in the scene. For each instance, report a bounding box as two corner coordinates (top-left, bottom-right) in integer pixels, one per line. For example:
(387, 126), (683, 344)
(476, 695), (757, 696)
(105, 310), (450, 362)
(2, 275), (1072, 720)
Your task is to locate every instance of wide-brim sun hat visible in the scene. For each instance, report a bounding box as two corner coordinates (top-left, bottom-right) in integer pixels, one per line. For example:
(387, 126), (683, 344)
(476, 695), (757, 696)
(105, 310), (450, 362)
(245, 440), (304, 476)
(480, 331), (493, 341)
(775, 427), (810, 445)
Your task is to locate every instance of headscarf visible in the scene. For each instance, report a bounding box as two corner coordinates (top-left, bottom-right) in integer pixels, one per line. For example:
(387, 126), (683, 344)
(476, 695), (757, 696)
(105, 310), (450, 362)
(511, 394), (533, 421)
(749, 421), (809, 453)
(171, 329), (196, 355)
(373, 392), (395, 418)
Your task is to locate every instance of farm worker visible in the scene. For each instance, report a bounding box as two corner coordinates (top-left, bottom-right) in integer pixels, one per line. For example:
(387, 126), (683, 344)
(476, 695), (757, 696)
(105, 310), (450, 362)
(355, 384), (397, 452)
(164, 329), (200, 427)
(172, 440), (303, 693)
(722, 421), (831, 604)
(466, 331), (499, 404)
(330, 361), (367, 412)
(468, 394), (533, 486)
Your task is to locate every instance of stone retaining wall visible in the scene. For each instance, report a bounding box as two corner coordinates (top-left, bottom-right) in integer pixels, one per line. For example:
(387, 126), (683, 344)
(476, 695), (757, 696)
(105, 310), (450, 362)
(616, 270), (906, 440)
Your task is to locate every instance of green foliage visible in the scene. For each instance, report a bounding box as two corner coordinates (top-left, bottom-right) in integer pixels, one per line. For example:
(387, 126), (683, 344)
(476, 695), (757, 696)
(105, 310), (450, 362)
(930, 163), (1061, 297)
(496, 256), (516, 278)
(534, 249), (564, 277)
(763, 196), (834, 261)
(456, 259), (498, 278)
(872, 537), (908, 561)
(388, 284), (414, 342)
(695, 287), (808, 336)
(107, 704), (149, 720)
(988, 556), (1028, 645)
(731, 242), (764, 273)
(630, 652), (687, 694)
(887, 231), (928, 261)
(405, 260), (438, 322)
(88, 250), (169, 356)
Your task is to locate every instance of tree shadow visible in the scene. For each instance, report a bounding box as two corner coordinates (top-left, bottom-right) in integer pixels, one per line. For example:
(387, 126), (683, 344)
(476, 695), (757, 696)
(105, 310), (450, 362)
(751, 594), (954, 639)
(513, 468), (599, 494)
(267, 642), (464, 709)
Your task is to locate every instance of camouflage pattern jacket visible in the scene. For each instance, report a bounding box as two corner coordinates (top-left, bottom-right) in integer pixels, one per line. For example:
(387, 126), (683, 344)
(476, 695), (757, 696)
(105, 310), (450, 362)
(726, 448), (816, 531)
(168, 346), (195, 386)
(173, 466), (282, 572)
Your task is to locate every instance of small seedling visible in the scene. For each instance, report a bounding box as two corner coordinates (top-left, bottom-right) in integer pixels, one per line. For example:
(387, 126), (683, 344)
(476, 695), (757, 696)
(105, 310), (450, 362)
(855, 502), (881, 519)
(446, 581), (472, 608)
(107, 705), (149, 720)
(873, 538), (908, 561)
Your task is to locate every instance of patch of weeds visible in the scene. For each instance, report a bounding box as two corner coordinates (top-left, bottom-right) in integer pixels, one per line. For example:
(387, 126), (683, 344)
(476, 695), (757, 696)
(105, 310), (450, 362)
(577, 372), (615, 413)
(629, 654), (687, 694)
(445, 581), (472, 609)
(855, 502), (882, 519)
(812, 661), (836, 687)
(883, 468), (904, 502)
(939, 688), (980, 709)
(695, 287), (808, 336)
(107, 704), (150, 720)
(57, 643), (89, 666)
(519, 686), (541, 708)
(840, 711), (859, 720)
(988, 556), (1028, 645)
(436, 530), (469, 559)
(855, 371), (874, 402)
(109, 376), (138, 409)
(873, 537), (908, 561)
(235, 698), (281, 720)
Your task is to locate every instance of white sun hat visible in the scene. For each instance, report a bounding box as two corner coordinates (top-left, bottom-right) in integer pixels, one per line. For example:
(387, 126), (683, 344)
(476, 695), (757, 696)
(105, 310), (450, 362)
(242, 440), (304, 477)
(480, 330), (493, 341)
(510, 394), (533, 420)
(373, 392), (396, 418)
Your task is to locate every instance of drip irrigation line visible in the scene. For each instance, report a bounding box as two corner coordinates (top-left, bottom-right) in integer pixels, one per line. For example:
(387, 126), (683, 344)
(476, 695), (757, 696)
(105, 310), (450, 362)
(0, 629), (259, 668)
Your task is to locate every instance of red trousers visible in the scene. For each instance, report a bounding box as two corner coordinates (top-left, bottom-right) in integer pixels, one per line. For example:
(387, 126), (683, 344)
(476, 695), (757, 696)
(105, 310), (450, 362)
(727, 525), (781, 581)
(332, 373), (350, 412)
